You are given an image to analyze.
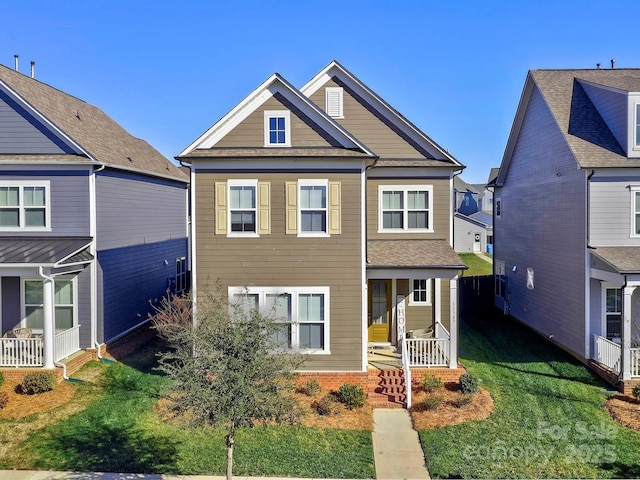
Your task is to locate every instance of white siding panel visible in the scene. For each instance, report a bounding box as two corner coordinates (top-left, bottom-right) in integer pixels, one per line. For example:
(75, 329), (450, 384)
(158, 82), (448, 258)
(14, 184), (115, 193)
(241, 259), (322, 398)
(495, 87), (587, 357)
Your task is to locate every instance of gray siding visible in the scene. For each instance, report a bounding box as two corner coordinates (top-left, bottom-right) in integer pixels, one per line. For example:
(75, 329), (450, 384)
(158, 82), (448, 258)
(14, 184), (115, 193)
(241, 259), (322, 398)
(0, 91), (72, 154)
(1, 277), (20, 333)
(580, 82), (627, 153)
(0, 169), (91, 237)
(589, 278), (603, 340)
(590, 175), (640, 246)
(97, 238), (187, 342)
(96, 170), (187, 251)
(76, 266), (92, 349)
(495, 86), (587, 358)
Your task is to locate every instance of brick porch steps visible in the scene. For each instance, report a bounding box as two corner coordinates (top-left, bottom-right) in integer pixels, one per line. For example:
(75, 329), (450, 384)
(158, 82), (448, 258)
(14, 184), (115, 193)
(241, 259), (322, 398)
(369, 368), (406, 408)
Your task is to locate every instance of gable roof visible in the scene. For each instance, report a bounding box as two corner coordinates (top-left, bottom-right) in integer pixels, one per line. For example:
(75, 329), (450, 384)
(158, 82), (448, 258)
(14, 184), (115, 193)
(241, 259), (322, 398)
(497, 69), (640, 185)
(453, 176), (481, 194)
(178, 72), (375, 159)
(301, 60), (463, 168)
(0, 65), (187, 182)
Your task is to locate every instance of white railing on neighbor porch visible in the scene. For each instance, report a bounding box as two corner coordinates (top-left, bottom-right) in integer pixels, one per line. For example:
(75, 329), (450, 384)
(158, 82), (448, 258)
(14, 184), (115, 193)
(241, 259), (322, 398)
(55, 325), (81, 362)
(401, 338), (412, 408)
(631, 348), (640, 378)
(404, 323), (451, 368)
(593, 335), (621, 374)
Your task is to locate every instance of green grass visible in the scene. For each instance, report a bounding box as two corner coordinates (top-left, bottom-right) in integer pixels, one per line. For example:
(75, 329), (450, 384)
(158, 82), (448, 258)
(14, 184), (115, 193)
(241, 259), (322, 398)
(420, 313), (640, 478)
(459, 253), (493, 276)
(2, 336), (375, 478)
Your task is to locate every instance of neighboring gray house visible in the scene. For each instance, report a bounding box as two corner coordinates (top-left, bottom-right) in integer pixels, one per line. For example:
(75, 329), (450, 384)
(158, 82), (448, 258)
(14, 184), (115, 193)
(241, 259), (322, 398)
(453, 176), (480, 216)
(0, 64), (188, 374)
(453, 174), (494, 253)
(454, 212), (490, 253)
(494, 68), (640, 392)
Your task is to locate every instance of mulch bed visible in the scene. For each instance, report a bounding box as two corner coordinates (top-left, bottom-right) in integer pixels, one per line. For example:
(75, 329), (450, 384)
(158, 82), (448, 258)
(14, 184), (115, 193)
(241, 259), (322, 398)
(606, 394), (640, 432)
(0, 380), (76, 420)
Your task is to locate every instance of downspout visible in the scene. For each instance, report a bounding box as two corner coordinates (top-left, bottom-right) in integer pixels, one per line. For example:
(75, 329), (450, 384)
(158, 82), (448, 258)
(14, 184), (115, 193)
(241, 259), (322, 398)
(362, 157), (377, 370)
(179, 158), (196, 324)
(451, 168), (464, 250)
(90, 164), (106, 359)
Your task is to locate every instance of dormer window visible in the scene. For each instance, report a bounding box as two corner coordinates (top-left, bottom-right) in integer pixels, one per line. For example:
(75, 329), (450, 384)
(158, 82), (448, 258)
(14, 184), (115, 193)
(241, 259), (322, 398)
(264, 110), (290, 147)
(325, 87), (343, 119)
(636, 104), (640, 148)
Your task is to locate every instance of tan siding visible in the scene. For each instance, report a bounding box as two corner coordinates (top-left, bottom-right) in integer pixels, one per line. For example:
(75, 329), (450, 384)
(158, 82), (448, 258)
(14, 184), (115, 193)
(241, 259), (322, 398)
(366, 178), (451, 241)
(194, 170), (363, 371)
(308, 79), (423, 158)
(216, 97), (333, 148)
(440, 279), (451, 332)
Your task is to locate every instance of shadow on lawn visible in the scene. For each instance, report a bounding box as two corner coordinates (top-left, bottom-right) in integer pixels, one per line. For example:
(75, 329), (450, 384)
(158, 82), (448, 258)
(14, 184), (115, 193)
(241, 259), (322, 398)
(461, 308), (606, 388)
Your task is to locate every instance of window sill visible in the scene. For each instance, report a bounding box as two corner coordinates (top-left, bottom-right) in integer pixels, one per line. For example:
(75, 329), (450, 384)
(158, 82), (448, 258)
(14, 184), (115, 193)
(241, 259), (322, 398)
(227, 233), (260, 238)
(377, 228), (434, 234)
(0, 227), (51, 232)
(297, 232), (331, 238)
(408, 301), (433, 307)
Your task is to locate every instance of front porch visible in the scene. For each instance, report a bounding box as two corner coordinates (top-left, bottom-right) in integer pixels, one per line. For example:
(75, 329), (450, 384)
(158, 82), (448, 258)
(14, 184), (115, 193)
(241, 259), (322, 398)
(0, 325), (81, 368)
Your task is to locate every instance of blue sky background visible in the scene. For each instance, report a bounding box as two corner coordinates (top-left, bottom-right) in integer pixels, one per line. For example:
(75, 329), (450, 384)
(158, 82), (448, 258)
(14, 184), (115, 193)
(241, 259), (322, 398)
(2, 1), (637, 183)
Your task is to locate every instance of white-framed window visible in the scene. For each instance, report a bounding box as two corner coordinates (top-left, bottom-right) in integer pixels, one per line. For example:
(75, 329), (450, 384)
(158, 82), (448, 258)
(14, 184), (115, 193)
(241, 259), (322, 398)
(409, 278), (432, 306)
(635, 104), (640, 148)
(631, 186), (640, 236)
(604, 286), (622, 341)
(378, 185), (433, 232)
(325, 87), (344, 118)
(22, 277), (75, 333)
(229, 286), (330, 353)
(0, 181), (50, 230)
(264, 110), (291, 147)
(299, 179), (328, 236)
(228, 179), (257, 235)
(176, 257), (187, 294)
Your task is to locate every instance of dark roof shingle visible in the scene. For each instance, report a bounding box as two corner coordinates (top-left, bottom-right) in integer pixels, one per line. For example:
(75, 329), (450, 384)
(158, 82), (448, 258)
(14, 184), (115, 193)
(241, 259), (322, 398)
(367, 239), (467, 269)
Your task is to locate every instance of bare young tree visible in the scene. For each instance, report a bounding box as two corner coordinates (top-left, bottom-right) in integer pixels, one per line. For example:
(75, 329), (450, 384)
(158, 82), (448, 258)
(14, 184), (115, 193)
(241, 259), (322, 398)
(152, 293), (305, 480)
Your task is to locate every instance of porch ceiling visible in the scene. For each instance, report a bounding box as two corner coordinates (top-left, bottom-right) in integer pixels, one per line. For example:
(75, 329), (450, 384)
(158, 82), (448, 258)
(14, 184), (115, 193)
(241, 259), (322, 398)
(0, 237), (93, 266)
(591, 247), (640, 274)
(367, 239), (467, 270)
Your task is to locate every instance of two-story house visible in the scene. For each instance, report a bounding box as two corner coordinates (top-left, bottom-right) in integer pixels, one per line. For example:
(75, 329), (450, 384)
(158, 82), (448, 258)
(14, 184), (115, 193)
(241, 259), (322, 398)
(177, 61), (466, 399)
(494, 68), (640, 392)
(0, 64), (188, 378)
(453, 175), (493, 253)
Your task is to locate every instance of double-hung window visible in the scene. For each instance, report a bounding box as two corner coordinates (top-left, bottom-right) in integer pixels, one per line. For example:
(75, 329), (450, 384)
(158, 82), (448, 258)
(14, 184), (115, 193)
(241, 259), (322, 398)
(176, 257), (187, 294)
(229, 181), (257, 233)
(229, 286), (330, 353)
(605, 287), (622, 341)
(636, 104), (640, 148)
(23, 278), (75, 333)
(300, 180), (327, 234)
(0, 181), (50, 230)
(632, 187), (640, 236)
(378, 185), (433, 232)
(264, 110), (291, 147)
(409, 279), (432, 306)
(215, 180), (270, 236)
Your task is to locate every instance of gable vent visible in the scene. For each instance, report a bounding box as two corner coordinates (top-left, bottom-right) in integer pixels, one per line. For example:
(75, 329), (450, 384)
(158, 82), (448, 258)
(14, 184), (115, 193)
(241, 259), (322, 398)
(325, 87), (344, 119)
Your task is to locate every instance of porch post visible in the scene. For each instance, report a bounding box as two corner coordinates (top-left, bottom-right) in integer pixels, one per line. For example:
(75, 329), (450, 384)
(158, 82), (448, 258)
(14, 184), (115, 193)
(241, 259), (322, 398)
(42, 275), (55, 369)
(449, 276), (458, 369)
(434, 278), (441, 325)
(621, 286), (633, 381)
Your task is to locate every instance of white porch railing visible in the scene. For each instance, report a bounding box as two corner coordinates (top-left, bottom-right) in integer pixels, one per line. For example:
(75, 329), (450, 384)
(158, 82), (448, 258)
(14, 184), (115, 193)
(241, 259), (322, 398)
(632, 348), (640, 378)
(593, 334), (621, 373)
(405, 337), (450, 367)
(401, 337), (412, 408)
(0, 326), (81, 367)
(0, 337), (43, 367)
(435, 322), (451, 341)
(55, 325), (81, 362)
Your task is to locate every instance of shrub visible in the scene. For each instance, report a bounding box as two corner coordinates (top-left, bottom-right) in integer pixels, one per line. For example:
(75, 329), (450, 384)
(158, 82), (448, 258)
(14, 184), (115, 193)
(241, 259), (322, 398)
(459, 372), (479, 394)
(453, 392), (473, 408)
(20, 372), (56, 395)
(336, 383), (366, 410)
(0, 391), (7, 409)
(420, 373), (443, 393)
(303, 378), (322, 396)
(0, 371), (4, 387)
(633, 384), (640, 402)
(422, 394), (443, 411)
(313, 393), (338, 416)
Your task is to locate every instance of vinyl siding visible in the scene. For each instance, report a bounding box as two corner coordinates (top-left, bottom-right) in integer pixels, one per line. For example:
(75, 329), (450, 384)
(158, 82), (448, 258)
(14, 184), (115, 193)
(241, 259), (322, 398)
(194, 170), (362, 371)
(0, 91), (72, 154)
(1, 277), (20, 332)
(495, 86), (587, 358)
(96, 170), (187, 251)
(216, 96), (334, 148)
(367, 177), (451, 241)
(307, 78), (423, 159)
(590, 175), (640, 246)
(97, 237), (187, 342)
(76, 266), (92, 348)
(0, 169), (90, 236)
(580, 82), (627, 153)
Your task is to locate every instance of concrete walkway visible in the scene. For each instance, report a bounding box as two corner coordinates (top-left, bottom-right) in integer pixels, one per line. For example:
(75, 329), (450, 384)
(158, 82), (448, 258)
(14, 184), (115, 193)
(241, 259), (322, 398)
(1, 409), (430, 480)
(474, 252), (493, 264)
(372, 409), (430, 480)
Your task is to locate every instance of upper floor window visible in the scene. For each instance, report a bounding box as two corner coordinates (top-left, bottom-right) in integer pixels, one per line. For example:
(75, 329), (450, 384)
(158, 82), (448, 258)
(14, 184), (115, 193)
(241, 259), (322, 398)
(0, 181), (50, 230)
(325, 87), (344, 119)
(636, 104), (640, 148)
(378, 185), (433, 232)
(286, 180), (341, 237)
(229, 182), (257, 233)
(214, 180), (270, 236)
(631, 187), (640, 236)
(264, 110), (291, 147)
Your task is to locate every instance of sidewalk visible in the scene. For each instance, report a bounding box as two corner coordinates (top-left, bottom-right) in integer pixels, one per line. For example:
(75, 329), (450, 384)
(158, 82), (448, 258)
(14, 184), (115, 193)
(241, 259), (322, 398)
(1, 409), (430, 480)
(474, 252), (493, 264)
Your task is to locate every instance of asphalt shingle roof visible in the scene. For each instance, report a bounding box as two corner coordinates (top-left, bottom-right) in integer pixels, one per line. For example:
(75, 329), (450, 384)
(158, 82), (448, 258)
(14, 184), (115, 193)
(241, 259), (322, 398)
(367, 239), (467, 269)
(0, 65), (187, 182)
(591, 247), (640, 274)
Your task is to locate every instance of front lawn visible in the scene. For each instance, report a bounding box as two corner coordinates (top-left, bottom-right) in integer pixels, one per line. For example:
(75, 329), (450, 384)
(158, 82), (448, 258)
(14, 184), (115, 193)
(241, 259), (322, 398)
(0, 335), (374, 478)
(420, 313), (640, 478)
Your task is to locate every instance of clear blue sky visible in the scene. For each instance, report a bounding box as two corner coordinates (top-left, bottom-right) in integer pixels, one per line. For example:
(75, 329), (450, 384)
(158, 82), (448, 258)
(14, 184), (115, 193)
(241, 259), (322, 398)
(2, 0), (637, 184)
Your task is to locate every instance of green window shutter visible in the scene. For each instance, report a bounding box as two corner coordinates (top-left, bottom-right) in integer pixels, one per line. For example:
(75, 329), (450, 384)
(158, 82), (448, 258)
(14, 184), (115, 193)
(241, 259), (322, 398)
(258, 181), (270, 235)
(328, 181), (341, 235)
(285, 181), (298, 234)
(214, 181), (227, 235)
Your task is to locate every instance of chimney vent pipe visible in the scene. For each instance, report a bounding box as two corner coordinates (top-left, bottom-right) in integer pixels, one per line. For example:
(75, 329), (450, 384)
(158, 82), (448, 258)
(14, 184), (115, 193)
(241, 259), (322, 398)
(30, 61), (35, 78)
(14, 55), (18, 71)
(611, 58), (615, 69)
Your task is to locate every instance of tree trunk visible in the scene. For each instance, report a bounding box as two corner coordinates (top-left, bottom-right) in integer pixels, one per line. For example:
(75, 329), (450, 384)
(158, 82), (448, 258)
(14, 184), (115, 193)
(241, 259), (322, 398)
(226, 430), (235, 480)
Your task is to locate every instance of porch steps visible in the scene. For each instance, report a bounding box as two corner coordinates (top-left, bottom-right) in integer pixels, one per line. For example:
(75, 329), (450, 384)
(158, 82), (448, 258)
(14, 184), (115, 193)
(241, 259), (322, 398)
(369, 368), (407, 408)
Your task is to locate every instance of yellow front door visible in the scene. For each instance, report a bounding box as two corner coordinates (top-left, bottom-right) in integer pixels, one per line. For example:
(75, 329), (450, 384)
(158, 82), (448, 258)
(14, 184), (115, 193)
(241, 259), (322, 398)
(368, 279), (390, 342)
